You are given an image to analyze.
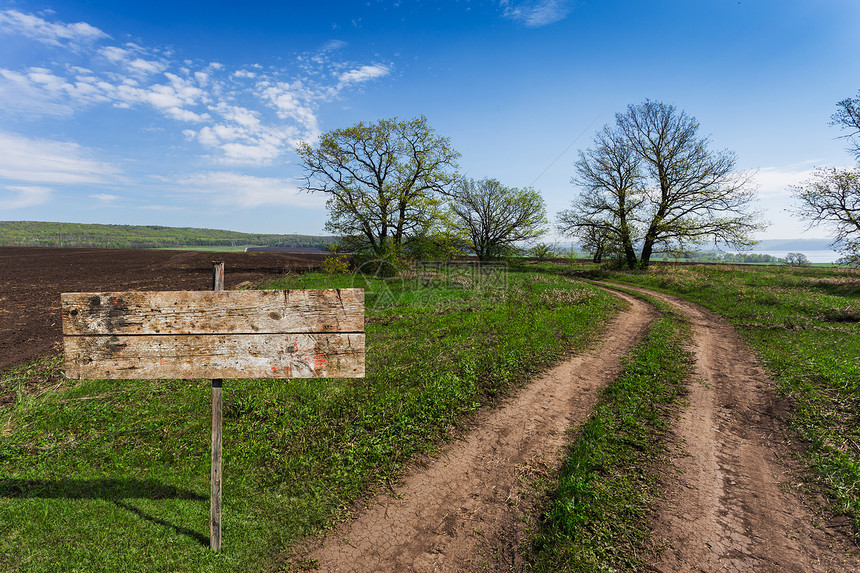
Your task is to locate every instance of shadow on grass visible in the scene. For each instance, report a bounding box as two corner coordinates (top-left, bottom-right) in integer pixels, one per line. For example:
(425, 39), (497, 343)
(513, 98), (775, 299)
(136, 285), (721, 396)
(112, 500), (210, 546)
(0, 478), (210, 547)
(0, 478), (206, 500)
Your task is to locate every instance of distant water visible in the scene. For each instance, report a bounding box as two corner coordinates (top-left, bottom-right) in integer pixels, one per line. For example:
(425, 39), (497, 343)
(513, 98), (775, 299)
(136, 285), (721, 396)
(749, 249), (841, 264)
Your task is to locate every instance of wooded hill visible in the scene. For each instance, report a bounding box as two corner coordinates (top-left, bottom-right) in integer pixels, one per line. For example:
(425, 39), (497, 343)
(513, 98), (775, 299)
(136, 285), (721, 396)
(0, 221), (338, 250)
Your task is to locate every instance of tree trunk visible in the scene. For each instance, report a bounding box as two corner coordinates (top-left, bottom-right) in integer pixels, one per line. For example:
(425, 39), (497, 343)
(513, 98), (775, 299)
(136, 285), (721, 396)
(640, 234), (655, 268)
(618, 216), (637, 269)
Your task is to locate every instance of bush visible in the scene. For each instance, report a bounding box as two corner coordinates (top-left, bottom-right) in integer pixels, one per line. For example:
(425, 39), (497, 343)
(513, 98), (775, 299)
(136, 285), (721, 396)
(321, 254), (351, 274)
(531, 243), (556, 261)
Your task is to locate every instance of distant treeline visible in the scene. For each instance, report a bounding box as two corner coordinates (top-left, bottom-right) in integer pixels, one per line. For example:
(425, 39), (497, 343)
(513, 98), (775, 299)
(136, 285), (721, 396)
(651, 251), (780, 264)
(0, 221), (339, 250)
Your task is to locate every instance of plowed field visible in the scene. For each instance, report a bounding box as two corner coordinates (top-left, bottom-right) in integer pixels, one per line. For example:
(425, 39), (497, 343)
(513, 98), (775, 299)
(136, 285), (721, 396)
(0, 247), (325, 373)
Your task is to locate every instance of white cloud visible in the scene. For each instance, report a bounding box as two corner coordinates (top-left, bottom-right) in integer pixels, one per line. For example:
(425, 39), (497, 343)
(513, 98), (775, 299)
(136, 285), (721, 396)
(163, 106), (209, 122)
(139, 204), (185, 211)
(0, 69), (77, 116)
(338, 64), (390, 85)
(754, 163), (825, 198)
(98, 43), (168, 77)
(0, 185), (52, 209)
(258, 82), (321, 144)
(500, 0), (574, 27)
(0, 9), (392, 166)
(89, 193), (120, 202)
(99, 45), (130, 63)
(175, 172), (325, 208)
(0, 9), (108, 48)
(127, 57), (167, 76)
(216, 139), (284, 164)
(0, 131), (121, 185)
(184, 103), (292, 164)
(321, 39), (348, 52)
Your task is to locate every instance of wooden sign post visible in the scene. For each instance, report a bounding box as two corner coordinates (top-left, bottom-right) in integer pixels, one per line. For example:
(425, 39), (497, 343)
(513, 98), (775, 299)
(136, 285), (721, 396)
(61, 264), (364, 551)
(211, 261), (224, 552)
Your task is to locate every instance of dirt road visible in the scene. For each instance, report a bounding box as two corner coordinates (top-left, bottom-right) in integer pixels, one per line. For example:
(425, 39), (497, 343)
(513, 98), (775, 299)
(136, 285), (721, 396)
(297, 283), (858, 572)
(635, 288), (858, 572)
(297, 290), (657, 571)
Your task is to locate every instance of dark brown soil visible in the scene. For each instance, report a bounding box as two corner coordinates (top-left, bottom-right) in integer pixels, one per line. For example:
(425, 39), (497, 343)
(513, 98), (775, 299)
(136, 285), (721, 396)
(0, 247), (325, 374)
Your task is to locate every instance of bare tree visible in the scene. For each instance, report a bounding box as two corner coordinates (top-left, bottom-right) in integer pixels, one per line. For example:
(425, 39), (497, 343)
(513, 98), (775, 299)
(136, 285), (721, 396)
(567, 224), (615, 263)
(617, 100), (763, 266)
(449, 178), (547, 260)
(559, 100), (763, 268)
(792, 92), (860, 263)
(832, 90), (860, 161)
(792, 167), (860, 260)
(557, 125), (642, 268)
(781, 252), (810, 267)
(297, 116), (460, 257)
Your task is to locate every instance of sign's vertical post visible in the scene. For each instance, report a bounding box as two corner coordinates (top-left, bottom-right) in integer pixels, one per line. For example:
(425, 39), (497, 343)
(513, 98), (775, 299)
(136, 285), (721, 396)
(210, 261), (224, 552)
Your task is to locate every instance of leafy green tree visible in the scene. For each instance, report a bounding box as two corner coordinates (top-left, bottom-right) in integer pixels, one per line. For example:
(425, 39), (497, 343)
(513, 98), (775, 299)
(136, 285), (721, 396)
(559, 100), (763, 269)
(448, 177), (548, 260)
(400, 218), (470, 261)
(297, 116), (460, 258)
(530, 242), (556, 260)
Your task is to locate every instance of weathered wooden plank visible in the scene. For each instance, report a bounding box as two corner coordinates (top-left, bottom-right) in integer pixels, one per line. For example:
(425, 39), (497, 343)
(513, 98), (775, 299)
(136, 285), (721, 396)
(62, 289), (364, 336)
(64, 333), (365, 380)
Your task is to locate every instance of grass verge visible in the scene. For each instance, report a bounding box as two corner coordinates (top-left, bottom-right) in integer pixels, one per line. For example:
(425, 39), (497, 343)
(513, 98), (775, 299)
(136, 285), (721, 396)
(589, 263), (860, 537)
(527, 293), (691, 571)
(0, 266), (620, 572)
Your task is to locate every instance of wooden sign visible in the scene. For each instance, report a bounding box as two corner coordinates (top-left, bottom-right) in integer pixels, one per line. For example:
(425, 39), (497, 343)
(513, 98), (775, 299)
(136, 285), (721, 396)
(61, 289), (365, 380)
(61, 264), (364, 552)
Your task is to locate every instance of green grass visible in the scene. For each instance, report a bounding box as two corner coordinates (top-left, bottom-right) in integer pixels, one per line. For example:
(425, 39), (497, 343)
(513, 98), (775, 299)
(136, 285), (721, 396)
(527, 294), (691, 572)
(590, 263), (860, 536)
(0, 266), (621, 572)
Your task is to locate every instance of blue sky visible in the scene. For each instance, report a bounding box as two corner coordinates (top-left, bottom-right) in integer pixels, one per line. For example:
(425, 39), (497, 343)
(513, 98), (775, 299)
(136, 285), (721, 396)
(0, 0), (858, 241)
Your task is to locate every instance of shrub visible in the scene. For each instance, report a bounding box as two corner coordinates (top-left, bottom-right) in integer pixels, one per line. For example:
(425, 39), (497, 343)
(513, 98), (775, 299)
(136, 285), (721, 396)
(321, 254), (350, 274)
(531, 243), (556, 261)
